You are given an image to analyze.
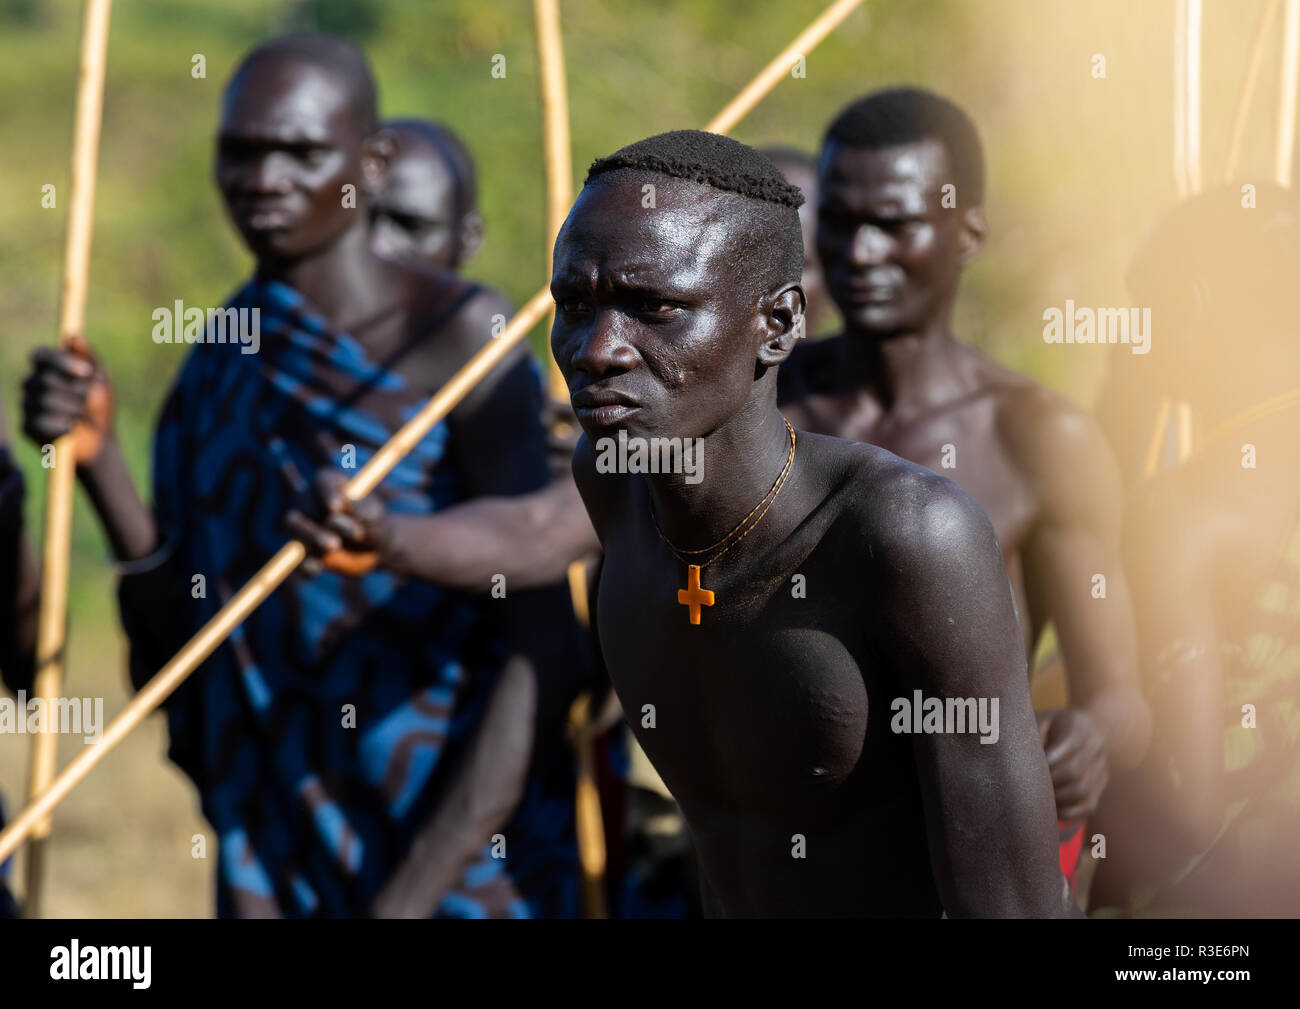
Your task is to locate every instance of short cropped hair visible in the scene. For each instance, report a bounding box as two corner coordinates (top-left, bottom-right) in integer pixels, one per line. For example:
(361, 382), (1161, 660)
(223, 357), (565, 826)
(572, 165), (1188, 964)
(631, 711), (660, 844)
(588, 130), (804, 208)
(233, 33), (379, 138)
(584, 130), (805, 299)
(824, 87), (985, 206)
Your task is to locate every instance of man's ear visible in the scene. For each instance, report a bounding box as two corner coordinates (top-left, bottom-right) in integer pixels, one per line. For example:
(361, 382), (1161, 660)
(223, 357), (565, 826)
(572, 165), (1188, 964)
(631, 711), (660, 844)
(959, 205), (987, 265)
(756, 282), (807, 368)
(456, 210), (485, 268)
(360, 127), (397, 197)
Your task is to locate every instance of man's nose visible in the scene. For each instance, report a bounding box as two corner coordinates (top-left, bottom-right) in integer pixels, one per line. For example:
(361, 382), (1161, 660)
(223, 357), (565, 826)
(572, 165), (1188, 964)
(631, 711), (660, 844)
(849, 224), (891, 268)
(249, 153), (294, 194)
(565, 309), (638, 378)
(370, 218), (405, 259)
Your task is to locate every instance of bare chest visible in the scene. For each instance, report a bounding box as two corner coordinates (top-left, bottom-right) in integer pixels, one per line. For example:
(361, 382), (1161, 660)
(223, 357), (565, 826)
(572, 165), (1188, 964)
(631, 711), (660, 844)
(596, 538), (903, 824)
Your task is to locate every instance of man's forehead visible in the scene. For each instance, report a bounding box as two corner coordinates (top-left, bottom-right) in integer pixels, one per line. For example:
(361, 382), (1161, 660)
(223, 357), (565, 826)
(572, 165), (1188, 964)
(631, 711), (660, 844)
(820, 138), (951, 199)
(381, 154), (455, 216)
(221, 59), (352, 139)
(560, 177), (736, 268)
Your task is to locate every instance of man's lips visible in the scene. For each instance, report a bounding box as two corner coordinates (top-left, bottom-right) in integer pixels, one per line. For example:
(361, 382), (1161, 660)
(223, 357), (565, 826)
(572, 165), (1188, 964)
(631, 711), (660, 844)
(842, 282), (899, 304)
(235, 203), (296, 230)
(571, 388), (640, 426)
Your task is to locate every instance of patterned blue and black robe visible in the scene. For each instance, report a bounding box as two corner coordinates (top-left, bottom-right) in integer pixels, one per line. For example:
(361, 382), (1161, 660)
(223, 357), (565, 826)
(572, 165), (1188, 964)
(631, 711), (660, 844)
(125, 279), (579, 918)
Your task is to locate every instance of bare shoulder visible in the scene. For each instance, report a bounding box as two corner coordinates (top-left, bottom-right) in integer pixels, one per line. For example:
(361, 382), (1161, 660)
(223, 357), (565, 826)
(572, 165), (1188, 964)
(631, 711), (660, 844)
(811, 431), (998, 580)
(969, 352), (1123, 519)
(976, 359), (1104, 469)
(819, 432), (1022, 692)
(423, 274), (512, 355)
(813, 430), (1025, 692)
(391, 261), (533, 410)
(380, 257), (511, 354)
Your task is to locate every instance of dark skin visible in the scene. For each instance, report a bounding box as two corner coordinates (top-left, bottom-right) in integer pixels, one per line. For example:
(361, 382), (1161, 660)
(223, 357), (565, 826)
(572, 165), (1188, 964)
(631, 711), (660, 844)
(22, 54), (579, 918)
(552, 170), (1073, 916)
(0, 396), (40, 696)
(370, 123), (483, 272)
(779, 139), (1149, 822)
(290, 124), (599, 592)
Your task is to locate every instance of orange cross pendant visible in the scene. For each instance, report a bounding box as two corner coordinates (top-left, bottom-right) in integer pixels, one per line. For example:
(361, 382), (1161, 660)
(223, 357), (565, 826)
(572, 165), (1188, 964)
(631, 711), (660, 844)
(677, 563), (715, 626)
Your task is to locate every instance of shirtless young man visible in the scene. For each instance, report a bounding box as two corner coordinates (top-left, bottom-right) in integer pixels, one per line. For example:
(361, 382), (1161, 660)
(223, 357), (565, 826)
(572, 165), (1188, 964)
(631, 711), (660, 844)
(551, 129), (1074, 916)
(778, 90), (1149, 885)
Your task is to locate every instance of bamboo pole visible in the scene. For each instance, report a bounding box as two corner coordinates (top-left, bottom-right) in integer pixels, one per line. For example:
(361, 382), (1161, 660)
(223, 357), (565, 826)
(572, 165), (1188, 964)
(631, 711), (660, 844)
(532, 0), (589, 624)
(22, 0), (112, 918)
(1187, 0), (1203, 194)
(1224, 0), (1281, 182)
(1142, 396), (1173, 478)
(567, 692), (607, 917)
(0, 0), (867, 868)
(1176, 400), (1195, 464)
(1278, 0), (1300, 185)
(534, 0), (574, 407)
(705, 0), (863, 135)
(533, 0), (606, 918)
(1173, 0), (1203, 197)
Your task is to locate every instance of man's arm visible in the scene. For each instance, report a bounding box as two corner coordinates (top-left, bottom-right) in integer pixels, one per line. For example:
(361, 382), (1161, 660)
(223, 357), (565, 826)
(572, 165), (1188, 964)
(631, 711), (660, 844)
(383, 478), (597, 591)
(290, 470), (598, 591)
(370, 654), (537, 917)
(875, 466), (1077, 917)
(23, 339), (159, 562)
(1016, 393), (1150, 817)
(24, 338), (200, 691)
(287, 289), (600, 590)
(23, 339), (195, 691)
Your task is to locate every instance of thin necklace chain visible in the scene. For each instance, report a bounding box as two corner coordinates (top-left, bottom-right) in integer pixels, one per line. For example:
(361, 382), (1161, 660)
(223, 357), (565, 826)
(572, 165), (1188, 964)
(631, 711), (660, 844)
(650, 420), (797, 571)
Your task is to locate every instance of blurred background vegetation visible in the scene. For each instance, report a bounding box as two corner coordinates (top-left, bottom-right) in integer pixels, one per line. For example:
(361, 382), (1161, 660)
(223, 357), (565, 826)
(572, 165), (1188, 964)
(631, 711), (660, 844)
(0, 0), (1286, 915)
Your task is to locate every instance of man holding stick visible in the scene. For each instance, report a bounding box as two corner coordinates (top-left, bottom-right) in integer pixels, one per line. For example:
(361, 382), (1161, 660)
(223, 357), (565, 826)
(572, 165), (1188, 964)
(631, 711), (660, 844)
(23, 33), (581, 918)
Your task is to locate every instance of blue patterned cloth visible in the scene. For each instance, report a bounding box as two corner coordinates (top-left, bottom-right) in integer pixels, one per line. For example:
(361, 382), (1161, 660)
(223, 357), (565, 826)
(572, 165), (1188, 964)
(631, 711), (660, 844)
(132, 279), (577, 917)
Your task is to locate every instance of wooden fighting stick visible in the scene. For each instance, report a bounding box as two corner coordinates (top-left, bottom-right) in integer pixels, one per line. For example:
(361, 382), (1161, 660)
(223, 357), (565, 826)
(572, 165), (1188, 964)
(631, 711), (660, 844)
(22, 0), (113, 919)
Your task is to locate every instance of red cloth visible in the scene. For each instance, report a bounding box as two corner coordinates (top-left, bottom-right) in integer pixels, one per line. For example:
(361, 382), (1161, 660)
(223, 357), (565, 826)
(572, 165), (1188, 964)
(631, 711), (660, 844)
(1059, 819), (1085, 892)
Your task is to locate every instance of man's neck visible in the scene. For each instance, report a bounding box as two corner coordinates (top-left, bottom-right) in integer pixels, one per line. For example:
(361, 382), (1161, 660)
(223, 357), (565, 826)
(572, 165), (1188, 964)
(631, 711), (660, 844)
(646, 397), (796, 553)
(838, 315), (970, 414)
(258, 224), (393, 332)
